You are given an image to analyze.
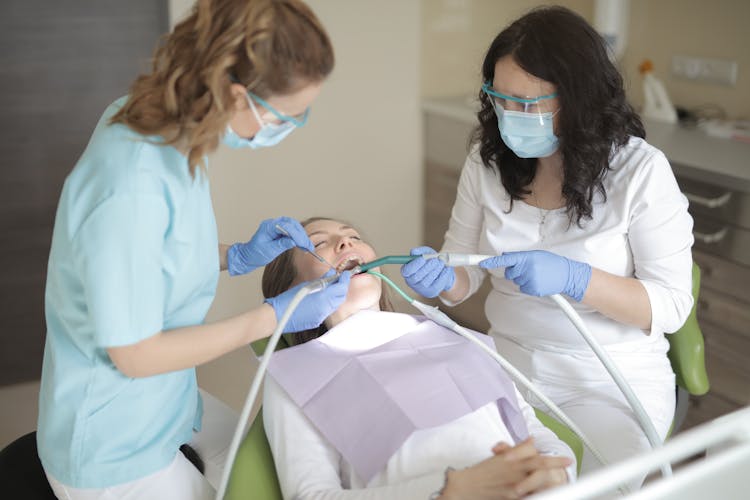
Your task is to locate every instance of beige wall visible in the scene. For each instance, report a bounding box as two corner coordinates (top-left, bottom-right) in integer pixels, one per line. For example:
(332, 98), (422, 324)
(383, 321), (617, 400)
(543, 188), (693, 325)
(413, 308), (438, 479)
(421, 0), (594, 98)
(169, 1), (422, 408)
(422, 0), (749, 119)
(622, 0), (750, 119)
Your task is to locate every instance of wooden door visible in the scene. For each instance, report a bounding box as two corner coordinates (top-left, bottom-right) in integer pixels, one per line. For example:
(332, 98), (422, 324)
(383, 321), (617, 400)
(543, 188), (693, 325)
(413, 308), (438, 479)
(0, 1), (169, 385)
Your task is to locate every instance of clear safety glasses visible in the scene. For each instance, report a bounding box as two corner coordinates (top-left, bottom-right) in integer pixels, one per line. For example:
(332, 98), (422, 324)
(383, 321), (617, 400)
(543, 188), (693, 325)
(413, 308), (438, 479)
(247, 91), (310, 128)
(481, 82), (558, 115)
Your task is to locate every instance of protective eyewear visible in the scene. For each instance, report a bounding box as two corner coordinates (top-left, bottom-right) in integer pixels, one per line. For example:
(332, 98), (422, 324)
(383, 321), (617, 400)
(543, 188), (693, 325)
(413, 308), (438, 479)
(481, 82), (558, 114)
(247, 91), (309, 127)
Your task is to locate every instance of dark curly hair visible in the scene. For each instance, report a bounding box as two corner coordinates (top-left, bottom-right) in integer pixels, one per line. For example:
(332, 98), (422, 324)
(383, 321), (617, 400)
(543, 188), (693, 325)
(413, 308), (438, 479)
(473, 6), (644, 226)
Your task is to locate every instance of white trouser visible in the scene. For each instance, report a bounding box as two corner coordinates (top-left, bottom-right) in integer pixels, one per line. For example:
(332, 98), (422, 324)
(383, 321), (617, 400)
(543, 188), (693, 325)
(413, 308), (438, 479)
(494, 336), (675, 492)
(45, 389), (238, 500)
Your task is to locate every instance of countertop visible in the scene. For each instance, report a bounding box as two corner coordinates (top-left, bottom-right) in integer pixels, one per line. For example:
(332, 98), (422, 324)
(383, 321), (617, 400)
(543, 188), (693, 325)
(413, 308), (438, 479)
(422, 96), (750, 192)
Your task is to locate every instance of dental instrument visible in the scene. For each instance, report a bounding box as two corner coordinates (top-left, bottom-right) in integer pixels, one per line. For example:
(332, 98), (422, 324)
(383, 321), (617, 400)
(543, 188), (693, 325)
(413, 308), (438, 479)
(349, 253), (496, 275)
(421, 252), (496, 267)
(215, 272), (342, 500)
(348, 253), (495, 275)
(275, 223), (337, 272)
(349, 255), (416, 275)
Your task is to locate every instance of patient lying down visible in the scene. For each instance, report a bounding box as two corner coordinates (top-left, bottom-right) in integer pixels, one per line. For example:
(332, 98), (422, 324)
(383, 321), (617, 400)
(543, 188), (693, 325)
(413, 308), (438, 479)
(261, 218), (576, 499)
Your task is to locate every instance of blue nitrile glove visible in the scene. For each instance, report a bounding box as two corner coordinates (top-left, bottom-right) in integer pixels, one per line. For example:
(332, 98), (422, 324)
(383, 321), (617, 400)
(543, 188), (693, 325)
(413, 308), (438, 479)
(400, 246), (456, 298)
(480, 250), (592, 301)
(265, 271), (351, 333)
(227, 216), (314, 276)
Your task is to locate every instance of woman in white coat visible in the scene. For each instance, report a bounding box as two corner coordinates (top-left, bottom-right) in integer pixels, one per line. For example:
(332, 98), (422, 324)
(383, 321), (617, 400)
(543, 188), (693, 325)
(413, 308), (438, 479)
(401, 6), (693, 489)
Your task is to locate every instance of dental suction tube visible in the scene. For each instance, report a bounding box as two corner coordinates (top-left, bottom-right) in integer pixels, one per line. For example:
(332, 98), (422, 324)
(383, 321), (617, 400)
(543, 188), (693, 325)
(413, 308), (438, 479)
(549, 293), (672, 478)
(214, 276), (340, 500)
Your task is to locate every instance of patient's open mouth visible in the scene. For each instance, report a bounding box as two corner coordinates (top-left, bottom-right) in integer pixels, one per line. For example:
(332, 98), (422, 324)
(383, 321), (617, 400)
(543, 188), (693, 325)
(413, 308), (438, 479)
(336, 255), (364, 273)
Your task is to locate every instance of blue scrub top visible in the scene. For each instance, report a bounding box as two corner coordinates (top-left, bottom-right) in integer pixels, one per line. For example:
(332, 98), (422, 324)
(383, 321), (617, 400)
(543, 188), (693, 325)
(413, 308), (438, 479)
(37, 97), (220, 488)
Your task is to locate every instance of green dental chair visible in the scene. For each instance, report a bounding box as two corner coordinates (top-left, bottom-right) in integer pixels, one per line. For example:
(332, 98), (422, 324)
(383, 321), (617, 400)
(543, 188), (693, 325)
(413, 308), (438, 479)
(222, 263), (708, 499)
(666, 262), (710, 434)
(223, 337), (288, 500)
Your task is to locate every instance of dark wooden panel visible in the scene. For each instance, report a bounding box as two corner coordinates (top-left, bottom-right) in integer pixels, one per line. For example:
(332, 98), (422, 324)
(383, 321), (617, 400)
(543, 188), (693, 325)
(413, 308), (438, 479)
(0, 1), (168, 385)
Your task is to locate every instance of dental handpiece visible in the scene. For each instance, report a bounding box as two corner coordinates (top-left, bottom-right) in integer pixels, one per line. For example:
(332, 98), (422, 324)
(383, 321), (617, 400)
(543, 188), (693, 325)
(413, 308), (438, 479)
(350, 253), (497, 276)
(422, 253), (495, 266)
(304, 272), (343, 293)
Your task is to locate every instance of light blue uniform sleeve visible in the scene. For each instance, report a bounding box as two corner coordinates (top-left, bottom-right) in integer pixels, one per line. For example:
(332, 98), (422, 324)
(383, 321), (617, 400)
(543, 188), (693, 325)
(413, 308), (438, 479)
(72, 193), (170, 348)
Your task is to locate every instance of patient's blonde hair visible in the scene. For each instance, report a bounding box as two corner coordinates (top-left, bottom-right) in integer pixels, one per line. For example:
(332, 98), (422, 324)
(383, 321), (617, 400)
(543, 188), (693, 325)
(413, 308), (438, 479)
(110, 0), (334, 175)
(262, 217), (395, 346)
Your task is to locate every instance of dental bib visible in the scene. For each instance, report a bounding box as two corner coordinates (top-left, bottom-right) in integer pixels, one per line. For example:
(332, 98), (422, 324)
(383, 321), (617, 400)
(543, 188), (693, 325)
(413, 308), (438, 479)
(268, 310), (528, 482)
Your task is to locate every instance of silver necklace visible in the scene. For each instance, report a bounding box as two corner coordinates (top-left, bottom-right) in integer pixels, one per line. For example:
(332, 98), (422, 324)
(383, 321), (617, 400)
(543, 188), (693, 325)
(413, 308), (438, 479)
(531, 189), (548, 241)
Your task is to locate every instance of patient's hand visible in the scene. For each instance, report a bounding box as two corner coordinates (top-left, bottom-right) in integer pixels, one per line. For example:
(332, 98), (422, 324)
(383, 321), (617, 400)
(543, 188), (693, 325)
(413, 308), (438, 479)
(439, 438), (571, 499)
(496, 439), (570, 496)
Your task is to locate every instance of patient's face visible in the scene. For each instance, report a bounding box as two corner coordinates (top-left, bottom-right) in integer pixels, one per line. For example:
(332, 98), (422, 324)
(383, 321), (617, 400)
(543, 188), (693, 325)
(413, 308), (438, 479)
(292, 219), (382, 319)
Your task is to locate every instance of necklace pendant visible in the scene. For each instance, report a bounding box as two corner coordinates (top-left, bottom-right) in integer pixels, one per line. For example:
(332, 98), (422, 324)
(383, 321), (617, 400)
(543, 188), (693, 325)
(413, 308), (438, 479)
(538, 211), (547, 242)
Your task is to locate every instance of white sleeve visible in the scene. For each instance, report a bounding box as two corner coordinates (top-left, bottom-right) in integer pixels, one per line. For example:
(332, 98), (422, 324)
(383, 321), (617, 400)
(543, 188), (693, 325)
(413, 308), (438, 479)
(440, 153), (489, 306)
(513, 384), (577, 482)
(263, 376), (445, 500)
(628, 150), (694, 334)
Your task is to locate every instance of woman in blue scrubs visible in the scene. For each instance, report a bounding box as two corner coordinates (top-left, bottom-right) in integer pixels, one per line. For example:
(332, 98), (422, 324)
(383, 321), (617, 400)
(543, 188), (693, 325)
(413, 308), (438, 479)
(36, 1), (347, 498)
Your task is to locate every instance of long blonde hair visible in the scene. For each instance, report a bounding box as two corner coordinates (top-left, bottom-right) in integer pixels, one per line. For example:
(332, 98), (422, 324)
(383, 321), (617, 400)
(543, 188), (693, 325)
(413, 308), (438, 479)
(110, 0), (334, 175)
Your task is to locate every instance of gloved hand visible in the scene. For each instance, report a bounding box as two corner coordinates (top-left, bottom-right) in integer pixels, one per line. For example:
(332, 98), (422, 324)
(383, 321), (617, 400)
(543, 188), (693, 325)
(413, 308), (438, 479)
(400, 246), (456, 298)
(480, 250), (591, 301)
(227, 217), (314, 276)
(265, 271), (351, 333)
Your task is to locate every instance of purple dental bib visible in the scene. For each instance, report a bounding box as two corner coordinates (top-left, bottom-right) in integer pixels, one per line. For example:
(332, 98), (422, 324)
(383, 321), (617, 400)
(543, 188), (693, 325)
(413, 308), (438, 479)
(267, 310), (528, 482)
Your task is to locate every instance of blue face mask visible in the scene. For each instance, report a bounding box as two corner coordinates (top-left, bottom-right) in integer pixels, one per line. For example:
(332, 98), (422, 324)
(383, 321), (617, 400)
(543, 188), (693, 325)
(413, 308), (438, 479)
(495, 106), (560, 158)
(223, 121), (295, 150)
(222, 92), (301, 150)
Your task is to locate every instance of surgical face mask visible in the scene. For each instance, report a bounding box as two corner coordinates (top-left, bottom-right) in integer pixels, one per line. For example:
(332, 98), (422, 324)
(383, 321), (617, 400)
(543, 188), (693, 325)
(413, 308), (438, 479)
(481, 81), (560, 158)
(222, 92), (301, 150)
(223, 121), (295, 150)
(494, 105), (560, 159)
